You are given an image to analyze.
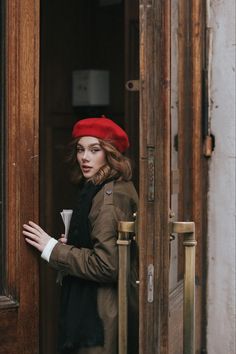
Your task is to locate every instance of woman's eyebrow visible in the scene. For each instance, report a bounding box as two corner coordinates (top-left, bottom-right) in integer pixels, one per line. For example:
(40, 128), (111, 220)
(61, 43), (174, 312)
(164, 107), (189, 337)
(77, 143), (101, 148)
(89, 143), (101, 147)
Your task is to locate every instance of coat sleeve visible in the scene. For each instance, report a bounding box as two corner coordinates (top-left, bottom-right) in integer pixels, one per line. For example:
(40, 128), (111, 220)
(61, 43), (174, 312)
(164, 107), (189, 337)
(49, 204), (126, 283)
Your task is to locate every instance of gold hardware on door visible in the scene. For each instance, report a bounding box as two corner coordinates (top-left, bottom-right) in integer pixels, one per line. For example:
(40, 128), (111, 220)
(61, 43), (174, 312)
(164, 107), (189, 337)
(170, 221), (196, 354)
(117, 217), (136, 354)
(125, 80), (139, 91)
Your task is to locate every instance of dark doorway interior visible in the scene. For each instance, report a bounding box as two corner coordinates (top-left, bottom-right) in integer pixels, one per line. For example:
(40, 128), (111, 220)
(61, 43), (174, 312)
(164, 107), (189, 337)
(39, 1), (139, 353)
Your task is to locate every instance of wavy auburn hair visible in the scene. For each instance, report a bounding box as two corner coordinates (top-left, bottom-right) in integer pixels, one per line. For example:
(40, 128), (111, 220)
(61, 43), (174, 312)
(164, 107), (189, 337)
(67, 138), (132, 185)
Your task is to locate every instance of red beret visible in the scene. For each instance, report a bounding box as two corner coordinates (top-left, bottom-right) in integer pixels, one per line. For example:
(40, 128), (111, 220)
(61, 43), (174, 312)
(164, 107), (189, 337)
(72, 117), (129, 153)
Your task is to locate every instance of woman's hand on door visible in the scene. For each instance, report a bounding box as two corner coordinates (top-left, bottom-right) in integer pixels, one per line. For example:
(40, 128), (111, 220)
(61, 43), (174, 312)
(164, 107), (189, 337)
(22, 221), (51, 252)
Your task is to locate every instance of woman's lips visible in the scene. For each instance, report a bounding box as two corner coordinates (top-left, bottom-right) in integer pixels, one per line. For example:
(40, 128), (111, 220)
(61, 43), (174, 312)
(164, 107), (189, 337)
(82, 165), (92, 172)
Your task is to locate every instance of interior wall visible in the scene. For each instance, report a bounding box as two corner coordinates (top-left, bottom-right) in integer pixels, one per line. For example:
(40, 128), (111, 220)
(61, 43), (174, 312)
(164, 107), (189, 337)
(207, 0), (236, 353)
(90, 4), (125, 118)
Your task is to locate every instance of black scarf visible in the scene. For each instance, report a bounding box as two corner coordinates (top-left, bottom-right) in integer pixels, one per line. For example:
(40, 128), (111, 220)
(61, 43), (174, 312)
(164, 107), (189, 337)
(58, 180), (108, 353)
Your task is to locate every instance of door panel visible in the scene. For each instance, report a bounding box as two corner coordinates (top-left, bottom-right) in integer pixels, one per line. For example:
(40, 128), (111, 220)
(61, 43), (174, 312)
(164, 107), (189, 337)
(170, 1), (206, 352)
(139, 0), (206, 353)
(139, 0), (171, 352)
(0, 0), (40, 353)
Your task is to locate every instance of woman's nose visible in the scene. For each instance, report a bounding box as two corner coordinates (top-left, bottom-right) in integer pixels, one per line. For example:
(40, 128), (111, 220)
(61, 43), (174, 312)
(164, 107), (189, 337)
(82, 150), (89, 161)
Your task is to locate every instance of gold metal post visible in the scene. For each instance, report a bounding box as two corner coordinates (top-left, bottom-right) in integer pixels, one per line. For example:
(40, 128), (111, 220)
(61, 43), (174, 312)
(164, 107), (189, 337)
(171, 221), (197, 354)
(117, 220), (135, 354)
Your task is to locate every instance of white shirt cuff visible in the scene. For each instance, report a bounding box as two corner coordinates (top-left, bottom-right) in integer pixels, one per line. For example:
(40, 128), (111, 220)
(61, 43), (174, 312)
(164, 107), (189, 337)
(41, 238), (58, 262)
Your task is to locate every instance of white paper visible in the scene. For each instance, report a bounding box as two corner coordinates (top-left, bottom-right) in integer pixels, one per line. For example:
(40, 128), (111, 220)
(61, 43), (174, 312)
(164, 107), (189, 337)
(56, 209), (73, 285)
(60, 209), (73, 239)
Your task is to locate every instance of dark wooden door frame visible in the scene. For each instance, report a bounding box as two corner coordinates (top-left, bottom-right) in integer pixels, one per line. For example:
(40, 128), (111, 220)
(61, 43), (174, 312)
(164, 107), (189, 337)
(0, 0), (40, 353)
(178, 1), (207, 350)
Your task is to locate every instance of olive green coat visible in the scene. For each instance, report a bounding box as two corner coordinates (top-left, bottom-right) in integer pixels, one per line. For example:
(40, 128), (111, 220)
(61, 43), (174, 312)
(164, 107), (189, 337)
(49, 180), (139, 354)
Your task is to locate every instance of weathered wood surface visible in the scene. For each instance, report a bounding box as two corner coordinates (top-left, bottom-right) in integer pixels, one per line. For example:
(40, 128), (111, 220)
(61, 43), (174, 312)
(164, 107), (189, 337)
(139, 0), (171, 353)
(0, 0), (40, 353)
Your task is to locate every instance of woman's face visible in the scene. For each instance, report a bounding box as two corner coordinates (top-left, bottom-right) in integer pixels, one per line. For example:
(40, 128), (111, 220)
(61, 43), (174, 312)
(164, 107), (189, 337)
(76, 136), (107, 179)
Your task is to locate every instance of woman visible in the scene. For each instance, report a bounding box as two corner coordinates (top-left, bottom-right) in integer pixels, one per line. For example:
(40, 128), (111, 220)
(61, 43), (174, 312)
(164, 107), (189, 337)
(23, 117), (139, 354)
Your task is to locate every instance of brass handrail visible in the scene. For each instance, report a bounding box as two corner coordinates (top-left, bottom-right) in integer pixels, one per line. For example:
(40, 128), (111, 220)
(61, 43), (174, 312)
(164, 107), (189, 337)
(171, 221), (197, 354)
(117, 220), (135, 354)
(117, 219), (196, 354)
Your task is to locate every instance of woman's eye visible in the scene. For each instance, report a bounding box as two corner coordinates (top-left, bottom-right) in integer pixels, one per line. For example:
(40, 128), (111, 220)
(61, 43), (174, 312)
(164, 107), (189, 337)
(91, 148), (100, 153)
(76, 147), (84, 153)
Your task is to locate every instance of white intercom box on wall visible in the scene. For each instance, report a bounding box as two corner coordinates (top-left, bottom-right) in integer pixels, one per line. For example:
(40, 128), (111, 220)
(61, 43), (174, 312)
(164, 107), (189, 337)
(72, 70), (109, 106)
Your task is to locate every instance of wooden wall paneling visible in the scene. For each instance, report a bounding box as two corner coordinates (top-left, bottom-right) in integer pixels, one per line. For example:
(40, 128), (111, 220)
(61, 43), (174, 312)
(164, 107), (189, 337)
(0, 0), (40, 353)
(139, 0), (171, 353)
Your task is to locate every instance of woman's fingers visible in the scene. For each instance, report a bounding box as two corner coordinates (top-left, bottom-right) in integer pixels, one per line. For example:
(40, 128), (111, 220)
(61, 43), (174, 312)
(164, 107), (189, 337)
(22, 230), (40, 241)
(22, 221), (52, 253)
(23, 224), (41, 237)
(58, 237), (67, 244)
(25, 237), (41, 251)
(23, 221), (45, 235)
(28, 220), (45, 233)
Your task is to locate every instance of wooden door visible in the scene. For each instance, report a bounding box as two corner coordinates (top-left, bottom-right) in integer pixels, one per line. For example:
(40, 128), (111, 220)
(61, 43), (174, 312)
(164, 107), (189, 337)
(139, 0), (170, 352)
(139, 0), (207, 353)
(0, 0), (40, 353)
